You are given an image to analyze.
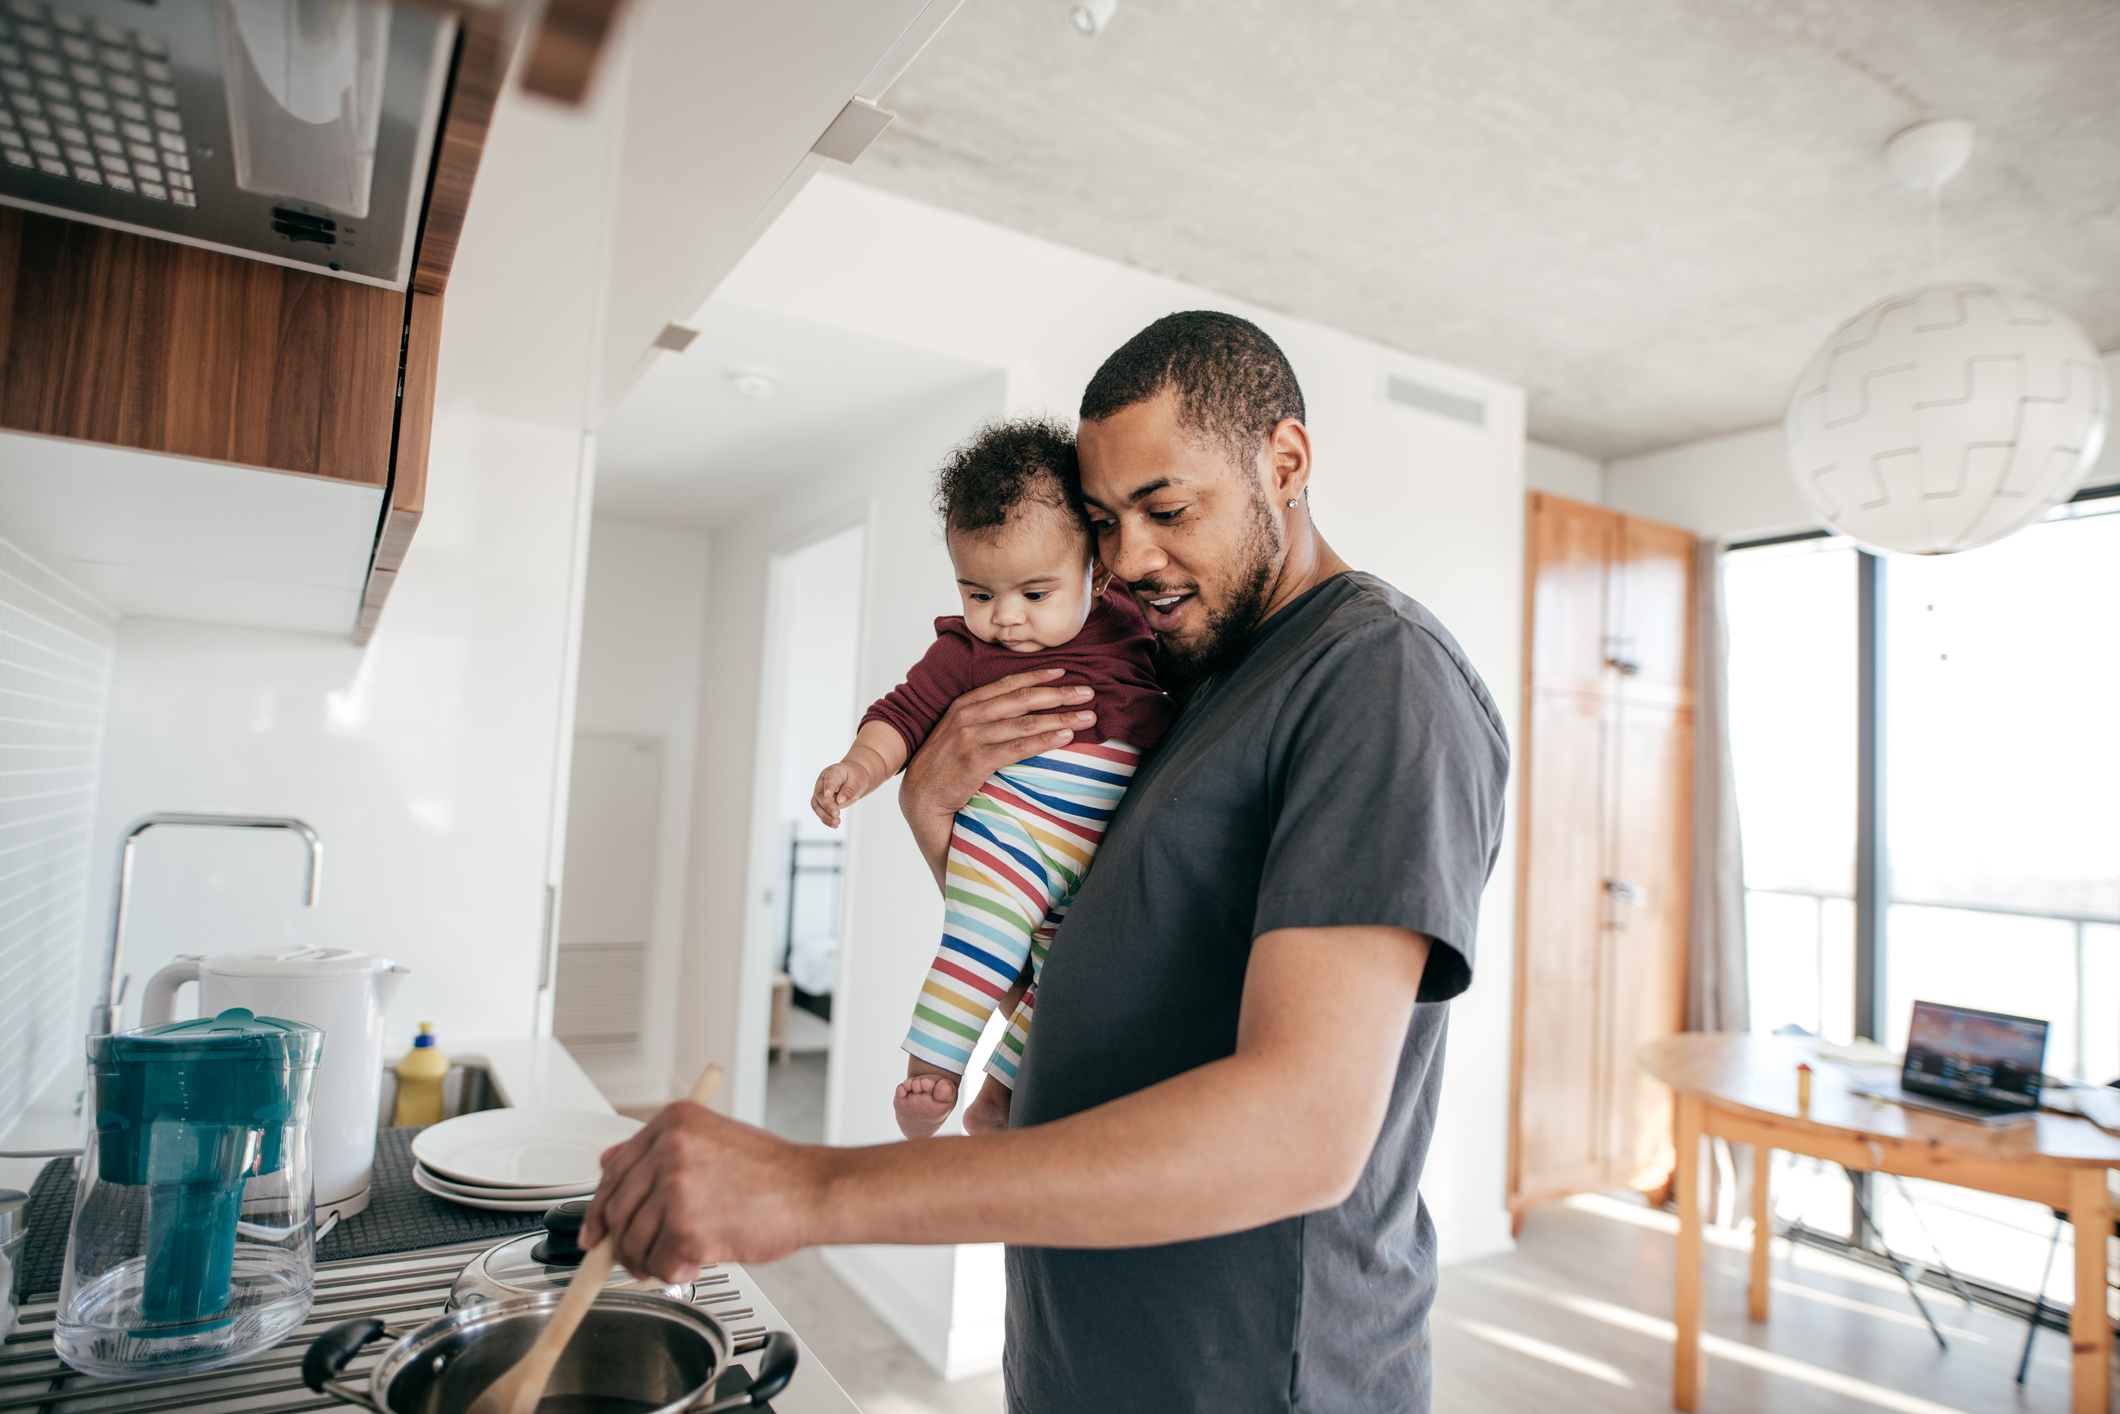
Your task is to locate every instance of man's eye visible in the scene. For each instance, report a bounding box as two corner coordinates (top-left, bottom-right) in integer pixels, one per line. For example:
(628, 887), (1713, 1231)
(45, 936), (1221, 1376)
(1149, 506), (1187, 523)
(1091, 517), (1118, 533)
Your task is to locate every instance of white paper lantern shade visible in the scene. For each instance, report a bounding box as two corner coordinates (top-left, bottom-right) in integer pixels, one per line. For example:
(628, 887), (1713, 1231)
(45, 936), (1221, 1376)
(1784, 284), (2109, 555)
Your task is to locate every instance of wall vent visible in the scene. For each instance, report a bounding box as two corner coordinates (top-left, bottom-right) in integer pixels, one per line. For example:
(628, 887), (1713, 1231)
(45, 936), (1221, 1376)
(1383, 370), (1486, 428)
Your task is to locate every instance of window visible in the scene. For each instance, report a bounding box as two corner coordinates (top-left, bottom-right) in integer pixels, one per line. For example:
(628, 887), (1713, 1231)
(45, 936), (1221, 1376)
(1725, 494), (2120, 1302)
(1725, 538), (1857, 1043)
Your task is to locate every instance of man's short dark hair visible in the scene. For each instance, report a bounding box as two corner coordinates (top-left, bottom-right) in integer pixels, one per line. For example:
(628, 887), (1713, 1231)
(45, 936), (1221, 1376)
(1078, 311), (1306, 471)
(934, 416), (1087, 540)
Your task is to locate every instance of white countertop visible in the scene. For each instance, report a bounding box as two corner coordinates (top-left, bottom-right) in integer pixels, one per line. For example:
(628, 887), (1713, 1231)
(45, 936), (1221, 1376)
(451, 1035), (616, 1113)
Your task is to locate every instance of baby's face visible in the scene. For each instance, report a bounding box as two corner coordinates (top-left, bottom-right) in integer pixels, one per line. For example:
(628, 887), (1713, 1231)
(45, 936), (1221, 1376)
(949, 505), (1103, 652)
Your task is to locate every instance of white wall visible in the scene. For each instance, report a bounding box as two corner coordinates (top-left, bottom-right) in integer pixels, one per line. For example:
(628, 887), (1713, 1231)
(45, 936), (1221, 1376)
(87, 413), (593, 1051)
(673, 377), (1004, 1375)
(1602, 350), (2120, 540)
(565, 517), (711, 1103)
(1524, 439), (1602, 503)
(0, 538), (113, 1149)
(1602, 424), (1805, 541)
(679, 378), (1003, 1129)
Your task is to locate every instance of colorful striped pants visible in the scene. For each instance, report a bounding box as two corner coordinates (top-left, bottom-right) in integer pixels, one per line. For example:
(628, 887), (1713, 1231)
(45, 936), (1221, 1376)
(902, 739), (1142, 1087)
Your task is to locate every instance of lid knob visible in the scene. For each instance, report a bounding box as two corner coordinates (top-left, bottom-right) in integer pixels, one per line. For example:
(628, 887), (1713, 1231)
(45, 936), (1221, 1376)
(531, 1198), (591, 1266)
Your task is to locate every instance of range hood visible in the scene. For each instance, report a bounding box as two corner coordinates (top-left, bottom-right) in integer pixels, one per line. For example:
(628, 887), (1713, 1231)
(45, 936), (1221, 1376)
(0, 0), (453, 289)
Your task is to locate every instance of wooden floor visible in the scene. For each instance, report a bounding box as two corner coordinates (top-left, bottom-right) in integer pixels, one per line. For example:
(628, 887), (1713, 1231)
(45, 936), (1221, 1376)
(1435, 1193), (2081, 1414)
(748, 1247), (1007, 1414)
(745, 1190), (2085, 1412)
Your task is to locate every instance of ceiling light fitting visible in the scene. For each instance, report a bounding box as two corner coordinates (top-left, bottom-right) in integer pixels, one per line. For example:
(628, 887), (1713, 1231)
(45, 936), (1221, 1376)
(1067, 0), (1117, 37)
(727, 368), (777, 401)
(1782, 119), (2110, 557)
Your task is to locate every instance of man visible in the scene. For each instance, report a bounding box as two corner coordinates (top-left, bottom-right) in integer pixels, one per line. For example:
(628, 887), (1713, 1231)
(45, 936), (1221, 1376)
(586, 311), (1509, 1411)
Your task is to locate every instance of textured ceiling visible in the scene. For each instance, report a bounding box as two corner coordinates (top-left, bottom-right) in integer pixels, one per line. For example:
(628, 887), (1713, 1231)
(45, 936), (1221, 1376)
(845, 0), (2120, 459)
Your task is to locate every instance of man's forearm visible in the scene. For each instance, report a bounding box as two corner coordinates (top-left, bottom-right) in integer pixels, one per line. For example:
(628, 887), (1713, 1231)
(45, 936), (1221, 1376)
(906, 797), (952, 891)
(803, 924), (1431, 1249)
(803, 1048), (1340, 1249)
(584, 926), (1430, 1280)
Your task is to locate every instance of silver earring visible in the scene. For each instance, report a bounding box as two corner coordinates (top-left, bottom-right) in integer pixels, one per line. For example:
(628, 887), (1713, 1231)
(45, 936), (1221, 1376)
(1287, 499), (1298, 507)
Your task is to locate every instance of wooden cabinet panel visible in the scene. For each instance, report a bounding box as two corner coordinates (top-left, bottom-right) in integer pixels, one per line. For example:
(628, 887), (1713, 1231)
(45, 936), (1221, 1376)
(0, 209), (401, 487)
(1513, 688), (1614, 1202)
(1528, 492), (1616, 695)
(1606, 699), (1693, 1188)
(1512, 493), (1696, 1217)
(1615, 515), (1696, 706)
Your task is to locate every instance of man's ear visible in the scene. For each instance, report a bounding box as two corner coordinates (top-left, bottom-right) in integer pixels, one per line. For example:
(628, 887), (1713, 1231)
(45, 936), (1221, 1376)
(1090, 559), (1114, 597)
(1266, 418), (1313, 505)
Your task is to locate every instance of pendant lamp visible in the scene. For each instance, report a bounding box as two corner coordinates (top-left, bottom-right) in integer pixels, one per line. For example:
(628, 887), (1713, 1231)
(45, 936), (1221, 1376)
(1784, 123), (2110, 556)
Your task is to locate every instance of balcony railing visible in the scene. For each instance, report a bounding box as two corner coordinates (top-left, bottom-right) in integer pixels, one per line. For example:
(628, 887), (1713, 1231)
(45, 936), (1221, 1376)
(1746, 885), (2120, 1081)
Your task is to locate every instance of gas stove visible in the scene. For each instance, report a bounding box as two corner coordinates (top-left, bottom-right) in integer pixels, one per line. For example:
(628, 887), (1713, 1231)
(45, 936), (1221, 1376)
(0, 1240), (825, 1414)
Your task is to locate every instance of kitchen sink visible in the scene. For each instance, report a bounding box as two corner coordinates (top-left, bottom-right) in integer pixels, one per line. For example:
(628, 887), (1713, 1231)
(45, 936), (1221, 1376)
(375, 1063), (504, 1127)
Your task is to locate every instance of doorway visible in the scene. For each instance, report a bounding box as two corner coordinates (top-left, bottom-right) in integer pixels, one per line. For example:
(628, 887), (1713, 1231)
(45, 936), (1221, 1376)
(748, 523), (867, 1142)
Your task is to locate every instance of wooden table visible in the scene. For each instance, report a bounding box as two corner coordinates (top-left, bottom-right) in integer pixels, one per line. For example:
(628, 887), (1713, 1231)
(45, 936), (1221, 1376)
(1640, 1033), (2120, 1414)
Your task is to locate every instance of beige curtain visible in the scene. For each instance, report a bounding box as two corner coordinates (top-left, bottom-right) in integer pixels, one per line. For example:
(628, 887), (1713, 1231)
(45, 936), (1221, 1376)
(1688, 539), (1749, 1032)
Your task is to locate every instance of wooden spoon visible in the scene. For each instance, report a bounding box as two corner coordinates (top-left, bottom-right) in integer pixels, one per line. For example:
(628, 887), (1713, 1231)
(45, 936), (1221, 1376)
(467, 1062), (726, 1414)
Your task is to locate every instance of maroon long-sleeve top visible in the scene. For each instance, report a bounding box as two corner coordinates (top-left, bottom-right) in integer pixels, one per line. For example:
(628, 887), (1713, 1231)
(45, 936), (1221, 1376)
(861, 586), (1175, 758)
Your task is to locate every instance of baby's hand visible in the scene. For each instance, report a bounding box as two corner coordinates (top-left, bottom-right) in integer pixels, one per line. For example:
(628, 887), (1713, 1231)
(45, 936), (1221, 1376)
(811, 760), (872, 829)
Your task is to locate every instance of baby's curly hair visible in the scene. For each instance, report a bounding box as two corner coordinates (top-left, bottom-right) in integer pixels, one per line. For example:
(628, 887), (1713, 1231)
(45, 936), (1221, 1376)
(934, 417), (1088, 542)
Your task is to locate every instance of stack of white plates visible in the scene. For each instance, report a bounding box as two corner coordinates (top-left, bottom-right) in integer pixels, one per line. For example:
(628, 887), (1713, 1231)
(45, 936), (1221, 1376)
(408, 1108), (642, 1212)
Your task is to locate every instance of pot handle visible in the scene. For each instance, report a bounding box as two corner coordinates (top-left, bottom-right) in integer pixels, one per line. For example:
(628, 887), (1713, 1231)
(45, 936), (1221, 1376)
(302, 1316), (389, 1399)
(693, 1332), (798, 1412)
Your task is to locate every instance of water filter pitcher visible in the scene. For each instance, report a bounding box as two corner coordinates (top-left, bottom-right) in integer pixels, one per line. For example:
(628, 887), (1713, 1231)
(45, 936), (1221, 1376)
(55, 1008), (322, 1378)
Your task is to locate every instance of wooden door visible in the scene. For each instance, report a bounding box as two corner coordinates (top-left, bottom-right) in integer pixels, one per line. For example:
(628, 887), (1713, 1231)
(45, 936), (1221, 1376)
(1604, 519), (1695, 1188)
(1511, 496), (1695, 1215)
(1513, 689), (1612, 1201)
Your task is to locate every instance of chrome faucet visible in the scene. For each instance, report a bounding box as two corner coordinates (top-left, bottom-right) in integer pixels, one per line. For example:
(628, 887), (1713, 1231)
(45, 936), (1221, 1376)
(88, 814), (323, 1037)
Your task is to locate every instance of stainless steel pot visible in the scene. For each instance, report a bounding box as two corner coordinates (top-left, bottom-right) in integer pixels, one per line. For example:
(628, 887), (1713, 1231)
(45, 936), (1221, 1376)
(300, 1290), (796, 1414)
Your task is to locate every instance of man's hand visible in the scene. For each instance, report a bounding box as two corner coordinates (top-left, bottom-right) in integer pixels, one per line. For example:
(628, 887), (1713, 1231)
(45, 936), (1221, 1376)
(900, 668), (1100, 884)
(583, 1102), (818, 1283)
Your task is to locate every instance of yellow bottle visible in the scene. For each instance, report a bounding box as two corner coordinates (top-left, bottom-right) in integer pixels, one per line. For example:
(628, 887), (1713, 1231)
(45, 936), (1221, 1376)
(393, 1022), (449, 1127)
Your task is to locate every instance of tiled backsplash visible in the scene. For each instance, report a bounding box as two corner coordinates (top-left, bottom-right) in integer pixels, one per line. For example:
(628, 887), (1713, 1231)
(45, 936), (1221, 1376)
(0, 534), (113, 1136)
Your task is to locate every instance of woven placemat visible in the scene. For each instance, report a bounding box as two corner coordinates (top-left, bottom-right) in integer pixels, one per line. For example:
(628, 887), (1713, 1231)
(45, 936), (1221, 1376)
(317, 1125), (545, 1263)
(17, 1127), (546, 1299)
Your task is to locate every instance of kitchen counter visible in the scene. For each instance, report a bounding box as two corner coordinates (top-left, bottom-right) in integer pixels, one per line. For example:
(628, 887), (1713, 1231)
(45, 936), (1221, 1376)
(449, 1035), (614, 1114)
(3, 1036), (859, 1414)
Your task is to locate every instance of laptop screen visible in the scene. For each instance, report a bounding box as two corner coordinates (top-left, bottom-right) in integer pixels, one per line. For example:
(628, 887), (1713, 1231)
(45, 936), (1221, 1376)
(1901, 1001), (2049, 1112)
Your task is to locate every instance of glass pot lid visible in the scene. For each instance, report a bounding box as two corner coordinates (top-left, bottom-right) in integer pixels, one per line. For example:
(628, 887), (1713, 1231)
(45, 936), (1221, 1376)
(449, 1199), (691, 1308)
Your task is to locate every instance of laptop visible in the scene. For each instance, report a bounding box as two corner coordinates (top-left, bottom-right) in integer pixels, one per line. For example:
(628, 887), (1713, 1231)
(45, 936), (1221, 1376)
(1851, 1001), (2049, 1125)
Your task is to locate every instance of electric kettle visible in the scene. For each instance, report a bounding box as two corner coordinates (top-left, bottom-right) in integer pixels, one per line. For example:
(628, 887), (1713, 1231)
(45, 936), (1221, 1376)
(55, 1008), (322, 1378)
(141, 948), (408, 1223)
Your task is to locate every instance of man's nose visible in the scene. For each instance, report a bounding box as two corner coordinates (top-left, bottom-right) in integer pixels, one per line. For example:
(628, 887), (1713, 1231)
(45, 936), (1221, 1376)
(1106, 521), (1166, 583)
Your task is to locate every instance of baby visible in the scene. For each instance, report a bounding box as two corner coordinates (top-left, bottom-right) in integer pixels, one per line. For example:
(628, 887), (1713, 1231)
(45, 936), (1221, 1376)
(812, 419), (1173, 1138)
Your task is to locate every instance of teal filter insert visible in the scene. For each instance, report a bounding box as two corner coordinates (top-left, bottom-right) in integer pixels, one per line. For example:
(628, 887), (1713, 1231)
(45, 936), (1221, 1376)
(56, 1009), (322, 1377)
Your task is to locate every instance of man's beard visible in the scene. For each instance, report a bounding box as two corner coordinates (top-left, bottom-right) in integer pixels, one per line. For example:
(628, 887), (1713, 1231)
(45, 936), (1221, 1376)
(1145, 487), (1282, 687)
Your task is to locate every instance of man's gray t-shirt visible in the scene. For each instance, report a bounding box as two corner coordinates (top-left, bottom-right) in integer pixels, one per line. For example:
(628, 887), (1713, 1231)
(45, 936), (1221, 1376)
(1005, 570), (1509, 1413)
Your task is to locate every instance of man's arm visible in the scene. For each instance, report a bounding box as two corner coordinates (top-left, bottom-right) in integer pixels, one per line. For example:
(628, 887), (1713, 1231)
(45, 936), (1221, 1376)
(897, 668), (1102, 888)
(583, 925), (1431, 1280)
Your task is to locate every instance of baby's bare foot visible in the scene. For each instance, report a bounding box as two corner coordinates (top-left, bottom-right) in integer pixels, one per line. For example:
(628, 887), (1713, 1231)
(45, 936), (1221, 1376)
(894, 1073), (958, 1139)
(963, 1075), (1012, 1134)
